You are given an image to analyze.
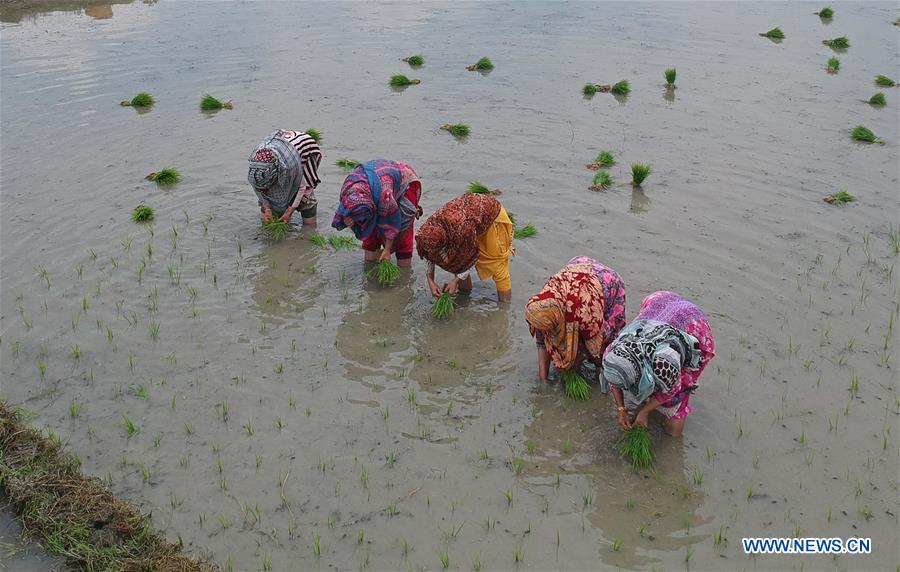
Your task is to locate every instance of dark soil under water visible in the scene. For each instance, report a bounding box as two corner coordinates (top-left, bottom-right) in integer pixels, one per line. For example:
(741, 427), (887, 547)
(1, 1), (897, 570)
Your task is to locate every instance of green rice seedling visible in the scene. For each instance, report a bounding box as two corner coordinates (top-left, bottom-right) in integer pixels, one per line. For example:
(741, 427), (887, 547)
(760, 27), (785, 39)
(582, 491), (593, 507)
(146, 167), (180, 186)
(70, 344), (81, 361)
(827, 57), (840, 73)
(685, 546), (694, 563)
(200, 94), (232, 110)
(131, 204), (154, 223)
(466, 181), (501, 195)
(869, 92), (886, 106)
(140, 464), (150, 483)
(264, 220), (289, 240)
(309, 233), (327, 247)
(851, 125), (882, 144)
(691, 466), (704, 485)
(135, 385), (149, 400)
(440, 123), (470, 138)
(823, 36), (849, 48)
(473, 554), (482, 572)
(122, 415), (139, 437)
(389, 74), (421, 86)
(625, 497), (635, 509)
(327, 233), (358, 249)
(432, 292), (455, 319)
(591, 150), (616, 169)
(591, 170), (613, 191)
(824, 190), (856, 205)
(512, 456), (525, 475)
(438, 549), (450, 569)
(561, 370), (590, 400)
(121, 92), (154, 107)
(618, 426), (653, 469)
(36, 358), (46, 380)
(513, 223), (537, 239)
(514, 544), (523, 563)
(562, 435), (572, 455)
(305, 128), (322, 143)
(631, 163), (652, 186)
(467, 57), (494, 71)
(336, 158), (360, 171)
(816, 7), (833, 18)
(69, 400), (80, 418)
(34, 266), (50, 288)
(582, 83), (598, 96)
(148, 320), (160, 340)
(312, 532), (322, 557)
(875, 74), (897, 87)
(612, 538), (622, 551)
(367, 260), (401, 286)
(402, 54), (425, 66)
(610, 79), (630, 95)
(664, 67), (676, 87)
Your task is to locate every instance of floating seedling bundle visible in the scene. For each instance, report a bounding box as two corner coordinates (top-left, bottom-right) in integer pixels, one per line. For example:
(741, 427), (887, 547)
(868, 92), (886, 106)
(120, 92), (154, 107)
(587, 150), (615, 170)
(816, 7), (834, 18)
(131, 204), (154, 223)
(822, 36), (849, 48)
(851, 125), (883, 144)
(631, 163), (652, 186)
(327, 233), (358, 250)
(467, 57), (494, 71)
(561, 370), (590, 400)
(309, 233), (327, 247)
(441, 123), (470, 138)
(466, 181), (501, 195)
(336, 158), (361, 171)
(264, 220), (288, 240)
(431, 292), (455, 319)
(368, 260), (401, 286)
(390, 74), (421, 87)
(513, 223), (537, 240)
(592, 80), (630, 95)
(824, 190), (856, 205)
(402, 55), (425, 66)
(582, 83), (599, 96)
(664, 68), (676, 87)
(200, 94), (232, 110)
(305, 128), (322, 143)
(146, 168), (180, 186)
(826, 57), (840, 73)
(875, 75), (897, 87)
(619, 425), (653, 469)
(760, 27), (785, 39)
(591, 170), (613, 192)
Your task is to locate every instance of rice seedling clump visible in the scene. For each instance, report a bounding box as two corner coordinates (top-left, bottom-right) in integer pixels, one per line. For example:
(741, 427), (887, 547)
(760, 27), (785, 39)
(851, 125), (882, 144)
(513, 223), (537, 240)
(631, 163), (652, 186)
(465, 181), (501, 195)
(875, 74), (897, 87)
(336, 158), (361, 171)
(591, 170), (613, 191)
(432, 292), (455, 319)
(817, 7), (834, 18)
(309, 233), (327, 247)
(582, 83), (598, 96)
(824, 190), (856, 205)
(264, 220), (289, 240)
(822, 36), (849, 48)
(618, 425), (653, 469)
(587, 150), (615, 170)
(121, 92), (154, 107)
(200, 94), (232, 110)
(368, 260), (401, 286)
(305, 128), (322, 143)
(146, 167), (181, 186)
(131, 204), (155, 223)
(327, 233), (359, 250)
(441, 123), (470, 138)
(826, 57), (840, 73)
(664, 68), (676, 87)
(403, 55), (425, 66)
(390, 74), (421, 87)
(610, 80), (630, 95)
(868, 92), (886, 106)
(467, 57), (494, 71)
(561, 370), (590, 400)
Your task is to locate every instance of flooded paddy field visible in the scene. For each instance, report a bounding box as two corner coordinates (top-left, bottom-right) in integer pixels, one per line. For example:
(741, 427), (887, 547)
(1, 1), (898, 570)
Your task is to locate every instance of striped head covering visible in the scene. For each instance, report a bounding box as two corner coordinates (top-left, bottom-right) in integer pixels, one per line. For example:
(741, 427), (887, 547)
(248, 131), (303, 213)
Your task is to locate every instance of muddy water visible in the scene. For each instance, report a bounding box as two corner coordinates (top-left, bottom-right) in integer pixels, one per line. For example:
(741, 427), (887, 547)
(1, 1), (898, 570)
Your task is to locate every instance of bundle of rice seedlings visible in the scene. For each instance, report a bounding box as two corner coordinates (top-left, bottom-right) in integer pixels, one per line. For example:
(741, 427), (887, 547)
(336, 158), (361, 171)
(822, 36), (849, 48)
(327, 233), (359, 250)
(431, 292), (455, 319)
(305, 128), (322, 143)
(823, 190), (856, 205)
(591, 170), (613, 192)
(507, 211), (517, 226)
(120, 92), (154, 107)
(200, 94), (232, 110)
(441, 123), (470, 138)
(390, 74), (421, 87)
(582, 83), (599, 96)
(402, 55), (425, 66)
(868, 92), (886, 106)
(561, 370), (590, 400)
(264, 220), (289, 240)
(466, 181), (501, 195)
(851, 125), (882, 144)
(309, 233), (328, 247)
(368, 260), (401, 286)
(875, 74), (897, 87)
(760, 27), (785, 39)
(513, 224), (537, 239)
(826, 57), (840, 73)
(631, 163), (652, 186)
(131, 204), (155, 223)
(467, 57), (494, 71)
(816, 7), (834, 18)
(146, 167), (180, 186)
(664, 68), (676, 87)
(587, 150), (616, 170)
(610, 80), (630, 95)
(618, 425), (653, 469)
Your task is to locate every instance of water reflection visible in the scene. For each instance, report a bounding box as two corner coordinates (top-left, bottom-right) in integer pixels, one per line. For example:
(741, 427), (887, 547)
(630, 186), (651, 213)
(247, 231), (324, 326)
(0, 0), (133, 23)
(663, 86), (676, 104)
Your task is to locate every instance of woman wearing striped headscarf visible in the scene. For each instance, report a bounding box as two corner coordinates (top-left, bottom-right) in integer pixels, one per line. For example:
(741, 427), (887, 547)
(415, 193), (514, 302)
(601, 291), (715, 437)
(247, 130), (322, 225)
(332, 160), (423, 265)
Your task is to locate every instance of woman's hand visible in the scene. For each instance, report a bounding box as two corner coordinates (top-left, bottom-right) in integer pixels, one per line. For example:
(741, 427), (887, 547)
(427, 276), (442, 298)
(444, 277), (460, 295)
(378, 248), (392, 263)
(279, 206), (295, 223)
(617, 408), (632, 430)
(632, 409), (650, 429)
(261, 207), (274, 223)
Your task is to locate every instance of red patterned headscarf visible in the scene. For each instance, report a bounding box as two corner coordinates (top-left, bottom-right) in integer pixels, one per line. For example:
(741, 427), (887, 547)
(416, 194), (501, 274)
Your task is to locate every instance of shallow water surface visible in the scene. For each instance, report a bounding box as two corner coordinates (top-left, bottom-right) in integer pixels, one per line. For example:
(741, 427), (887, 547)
(1, 1), (898, 570)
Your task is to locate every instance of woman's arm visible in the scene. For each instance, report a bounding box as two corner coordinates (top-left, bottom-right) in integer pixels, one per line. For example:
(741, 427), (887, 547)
(379, 237), (395, 262)
(610, 386), (631, 429)
(426, 262), (442, 298)
(537, 346), (551, 382)
(633, 396), (661, 428)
